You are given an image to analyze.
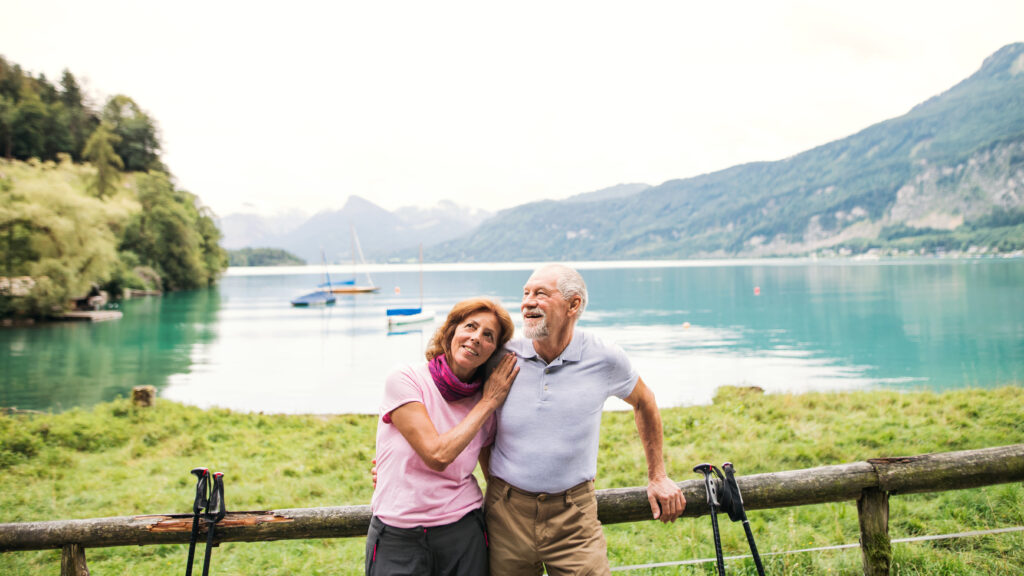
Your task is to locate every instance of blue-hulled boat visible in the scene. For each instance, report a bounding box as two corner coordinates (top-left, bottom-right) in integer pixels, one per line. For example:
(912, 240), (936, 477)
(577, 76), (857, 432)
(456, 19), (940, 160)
(290, 289), (336, 307)
(386, 245), (433, 328)
(386, 306), (433, 327)
(291, 251), (337, 307)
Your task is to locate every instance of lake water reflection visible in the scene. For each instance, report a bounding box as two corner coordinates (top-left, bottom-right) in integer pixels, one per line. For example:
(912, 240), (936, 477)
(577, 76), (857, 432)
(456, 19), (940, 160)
(2, 260), (1021, 413)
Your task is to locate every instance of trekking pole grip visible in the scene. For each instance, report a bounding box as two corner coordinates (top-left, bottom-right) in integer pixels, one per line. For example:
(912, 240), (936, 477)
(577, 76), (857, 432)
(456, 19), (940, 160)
(693, 464), (726, 576)
(185, 467), (210, 576)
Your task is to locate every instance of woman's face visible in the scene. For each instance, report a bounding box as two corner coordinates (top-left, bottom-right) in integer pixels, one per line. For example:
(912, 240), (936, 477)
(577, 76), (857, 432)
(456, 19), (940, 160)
(448, 311), (502, 379)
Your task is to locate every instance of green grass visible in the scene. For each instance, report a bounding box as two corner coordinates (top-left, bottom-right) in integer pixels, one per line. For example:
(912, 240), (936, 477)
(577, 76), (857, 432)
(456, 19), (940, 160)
(1, 387), (1022, 574)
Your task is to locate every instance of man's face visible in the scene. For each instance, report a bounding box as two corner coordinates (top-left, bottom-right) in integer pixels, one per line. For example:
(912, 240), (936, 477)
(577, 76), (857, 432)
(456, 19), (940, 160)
(521, 269), (572, 340)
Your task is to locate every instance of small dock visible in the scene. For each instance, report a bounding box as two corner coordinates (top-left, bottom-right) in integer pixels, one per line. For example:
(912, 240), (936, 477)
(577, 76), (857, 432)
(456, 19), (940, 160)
(124, 288), (162, 298)
(59, 311), (123, 322)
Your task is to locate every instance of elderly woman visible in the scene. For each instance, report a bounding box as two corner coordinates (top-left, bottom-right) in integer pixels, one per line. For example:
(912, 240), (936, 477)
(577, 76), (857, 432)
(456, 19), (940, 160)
(367, 298), (519, 576)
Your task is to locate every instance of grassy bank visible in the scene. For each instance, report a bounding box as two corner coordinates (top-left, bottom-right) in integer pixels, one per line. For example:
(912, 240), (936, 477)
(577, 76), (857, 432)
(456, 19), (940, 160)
(2, 387), (1022, 575)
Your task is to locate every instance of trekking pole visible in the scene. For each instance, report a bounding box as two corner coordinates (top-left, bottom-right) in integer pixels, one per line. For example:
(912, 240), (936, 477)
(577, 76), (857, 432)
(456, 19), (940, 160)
(693, 463), (726, 576)
(201, 472), (227, 576)
(721, 462), (766, 576)
(185, 467), (210, 576)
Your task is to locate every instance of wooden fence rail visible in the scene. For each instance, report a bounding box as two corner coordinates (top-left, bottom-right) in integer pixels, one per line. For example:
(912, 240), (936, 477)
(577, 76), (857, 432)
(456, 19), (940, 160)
(2, 444), (1022, 575)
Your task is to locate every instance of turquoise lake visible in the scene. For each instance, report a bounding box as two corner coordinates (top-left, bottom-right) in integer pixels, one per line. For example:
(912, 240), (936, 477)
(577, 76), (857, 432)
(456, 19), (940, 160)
(1, 259), (1021, 414)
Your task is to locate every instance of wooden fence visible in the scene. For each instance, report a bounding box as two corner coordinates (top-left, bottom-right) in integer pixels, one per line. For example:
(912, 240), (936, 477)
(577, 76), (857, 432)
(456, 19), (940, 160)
(2, 444), (1022, 576)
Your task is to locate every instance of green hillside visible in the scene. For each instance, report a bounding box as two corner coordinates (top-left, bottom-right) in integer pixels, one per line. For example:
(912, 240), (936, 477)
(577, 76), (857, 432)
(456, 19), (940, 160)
(430, 43), (1024, 261)
(0, 159), (227, 318)
(1, 56), (227, 318)
(228, 247), (305, 266)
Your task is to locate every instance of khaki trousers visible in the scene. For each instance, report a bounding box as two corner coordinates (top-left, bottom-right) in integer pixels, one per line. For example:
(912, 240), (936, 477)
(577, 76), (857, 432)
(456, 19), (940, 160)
(484, 476), (610, 576)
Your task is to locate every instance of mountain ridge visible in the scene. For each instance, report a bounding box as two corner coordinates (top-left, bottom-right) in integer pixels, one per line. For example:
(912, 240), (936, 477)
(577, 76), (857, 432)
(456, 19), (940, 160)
(219, 197), (492, 263)
(426, 42), (1024, 261)
(221, 43), (1024, 263)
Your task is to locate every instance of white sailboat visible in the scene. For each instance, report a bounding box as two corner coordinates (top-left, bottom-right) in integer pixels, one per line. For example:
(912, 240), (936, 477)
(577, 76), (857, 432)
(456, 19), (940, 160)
(328, 226), (379, 294)
(386, 245), (434, 328)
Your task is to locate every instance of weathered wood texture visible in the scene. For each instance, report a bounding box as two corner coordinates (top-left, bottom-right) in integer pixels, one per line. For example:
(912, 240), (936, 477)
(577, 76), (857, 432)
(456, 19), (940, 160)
(870, 443), (1024, 494)
(858, 488), (891, 576)
(0, 508), (365, 551)
(1, 444), (1021, 552)
(60, 543), (89, 576)
(131, 385), (156, 407)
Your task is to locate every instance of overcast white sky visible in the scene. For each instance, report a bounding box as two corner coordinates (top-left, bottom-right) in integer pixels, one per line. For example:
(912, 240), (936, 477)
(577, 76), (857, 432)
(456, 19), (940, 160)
(3, 1), (1022, 217)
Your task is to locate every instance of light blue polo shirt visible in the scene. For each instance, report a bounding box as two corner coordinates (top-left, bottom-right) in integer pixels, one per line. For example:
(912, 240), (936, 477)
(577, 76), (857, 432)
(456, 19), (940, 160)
(489, 331), (638, 493)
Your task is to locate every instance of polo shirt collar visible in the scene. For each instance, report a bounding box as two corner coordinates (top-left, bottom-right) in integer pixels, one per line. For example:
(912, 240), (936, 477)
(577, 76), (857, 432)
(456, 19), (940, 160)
(524, 330), (582, 366)
(560, 330), (583, 363)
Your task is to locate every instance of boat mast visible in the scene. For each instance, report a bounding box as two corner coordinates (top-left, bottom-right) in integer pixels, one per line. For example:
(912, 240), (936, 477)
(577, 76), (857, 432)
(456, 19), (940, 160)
(351, 226), (375, 287)
(322, 248), (331, 291)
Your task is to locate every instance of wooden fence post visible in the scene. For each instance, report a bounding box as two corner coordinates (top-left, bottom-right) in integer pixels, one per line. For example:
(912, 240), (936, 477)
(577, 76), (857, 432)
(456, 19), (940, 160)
(132, 386), (156, 408)
(858, 488), (891, 576)
(60, 543), (89, 576)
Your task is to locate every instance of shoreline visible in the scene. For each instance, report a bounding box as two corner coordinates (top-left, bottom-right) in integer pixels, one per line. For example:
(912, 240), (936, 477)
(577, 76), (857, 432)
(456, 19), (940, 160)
(4, 382), (1021, 419)
(225, 253), (1024, 277)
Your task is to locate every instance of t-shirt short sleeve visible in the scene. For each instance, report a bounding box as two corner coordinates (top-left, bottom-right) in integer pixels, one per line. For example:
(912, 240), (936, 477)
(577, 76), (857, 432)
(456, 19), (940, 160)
(380, 365), (427, 423)
(606, 341), (639, 400)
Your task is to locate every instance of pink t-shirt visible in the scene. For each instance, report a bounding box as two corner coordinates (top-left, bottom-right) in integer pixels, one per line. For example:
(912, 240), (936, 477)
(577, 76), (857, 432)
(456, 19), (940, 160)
(371, 363), (496, 528)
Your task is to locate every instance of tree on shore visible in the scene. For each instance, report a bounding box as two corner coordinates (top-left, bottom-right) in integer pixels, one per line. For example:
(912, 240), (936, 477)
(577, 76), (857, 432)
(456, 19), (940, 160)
(0, 95), (15, 159)
(120, 172), (227, 290)
(82, 124), (123, 199)
(59, 69), (96, 161)
(0, 56), (229, 318)
(0, 170), (123, 317)
(9, 87), (47, 160)
(101, 95), (162, 172)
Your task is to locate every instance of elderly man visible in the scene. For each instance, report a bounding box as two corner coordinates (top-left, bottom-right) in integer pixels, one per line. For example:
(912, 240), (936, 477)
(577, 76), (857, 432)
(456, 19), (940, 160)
(483, 263), (685, 576)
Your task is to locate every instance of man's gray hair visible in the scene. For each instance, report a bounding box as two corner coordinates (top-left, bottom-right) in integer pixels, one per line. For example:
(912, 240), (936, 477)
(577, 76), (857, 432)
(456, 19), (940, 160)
(538, 264), (588, 317)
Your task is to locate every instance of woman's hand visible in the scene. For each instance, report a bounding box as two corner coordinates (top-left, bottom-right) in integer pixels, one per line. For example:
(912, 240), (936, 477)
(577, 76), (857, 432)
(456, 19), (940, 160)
(481, 353), (519, 407)
(388, 354), (518, 472)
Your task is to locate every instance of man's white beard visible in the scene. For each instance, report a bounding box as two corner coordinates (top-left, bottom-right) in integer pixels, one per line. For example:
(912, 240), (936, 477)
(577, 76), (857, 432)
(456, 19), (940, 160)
(523, 311), (548, 340)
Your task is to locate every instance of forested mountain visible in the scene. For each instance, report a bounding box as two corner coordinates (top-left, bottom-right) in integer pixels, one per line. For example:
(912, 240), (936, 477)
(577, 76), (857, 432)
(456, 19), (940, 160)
(427, 43), (1024, 261)
(564, 183), (651, 203)
(0, 56), (226, 318)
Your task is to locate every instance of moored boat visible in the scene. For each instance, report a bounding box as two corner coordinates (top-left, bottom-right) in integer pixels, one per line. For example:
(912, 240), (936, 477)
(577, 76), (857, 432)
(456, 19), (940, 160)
(386, 245), (433, 328)
(291, 250), (337, 307)
(386, 306), (434, 327)
(331, 227), (379, 293)
(290, 290), (336, 307)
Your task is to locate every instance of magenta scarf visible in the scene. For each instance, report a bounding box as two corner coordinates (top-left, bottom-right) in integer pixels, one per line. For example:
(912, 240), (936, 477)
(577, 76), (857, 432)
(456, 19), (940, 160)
(383, 354), (482, 423)
(428, 353), (483, 402)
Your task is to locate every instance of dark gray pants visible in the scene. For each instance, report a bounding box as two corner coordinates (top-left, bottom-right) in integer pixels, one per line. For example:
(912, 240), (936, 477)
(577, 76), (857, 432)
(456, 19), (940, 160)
(365, 510), (488, 576)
